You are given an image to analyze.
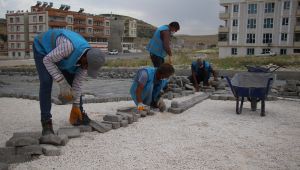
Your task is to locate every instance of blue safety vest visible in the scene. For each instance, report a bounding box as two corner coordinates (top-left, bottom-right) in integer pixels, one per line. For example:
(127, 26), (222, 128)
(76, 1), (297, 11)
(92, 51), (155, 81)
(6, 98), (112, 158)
(192, 61), (212, 80)
(146, 25), (169, 59)
(130, 67), (168, 105)
(33, 29), (91, 73)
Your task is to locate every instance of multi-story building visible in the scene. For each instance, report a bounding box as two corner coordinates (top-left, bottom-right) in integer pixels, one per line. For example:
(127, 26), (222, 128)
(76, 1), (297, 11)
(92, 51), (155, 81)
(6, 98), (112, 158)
(122, 19), (137, 52)
(218, 0), (300, 58)
(0, 18), (8, 55)
(6, 1), (110, 59)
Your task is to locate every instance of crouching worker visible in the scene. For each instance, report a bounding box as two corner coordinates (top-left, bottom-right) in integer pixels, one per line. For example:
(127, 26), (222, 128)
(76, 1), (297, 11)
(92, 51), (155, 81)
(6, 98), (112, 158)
(188, 59), (217, 92)
(33, 29), (105, 135)
(130, 63), (175, 112)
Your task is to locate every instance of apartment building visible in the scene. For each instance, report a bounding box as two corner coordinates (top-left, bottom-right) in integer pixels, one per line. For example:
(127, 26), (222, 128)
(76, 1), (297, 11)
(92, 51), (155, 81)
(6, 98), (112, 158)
(218, 0), (300, 58)
(0, 18), (7, 55)
(6, 11), (29, 58)
(6, 1), (110, 59)
(122, 19), (137, 52)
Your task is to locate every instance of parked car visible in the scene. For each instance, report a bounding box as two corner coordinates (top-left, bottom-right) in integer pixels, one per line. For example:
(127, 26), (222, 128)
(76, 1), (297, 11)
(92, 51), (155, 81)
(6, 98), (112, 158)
(108, 49), (118, 55)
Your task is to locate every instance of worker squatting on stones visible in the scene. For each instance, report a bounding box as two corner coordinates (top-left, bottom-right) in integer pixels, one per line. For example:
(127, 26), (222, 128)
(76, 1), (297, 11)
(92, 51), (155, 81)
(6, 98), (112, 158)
(33, 29), (105, 136)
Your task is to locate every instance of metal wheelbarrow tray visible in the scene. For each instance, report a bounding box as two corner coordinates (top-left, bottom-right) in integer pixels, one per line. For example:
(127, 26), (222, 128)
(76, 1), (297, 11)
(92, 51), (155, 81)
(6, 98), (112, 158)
(225, 72), (274, 116)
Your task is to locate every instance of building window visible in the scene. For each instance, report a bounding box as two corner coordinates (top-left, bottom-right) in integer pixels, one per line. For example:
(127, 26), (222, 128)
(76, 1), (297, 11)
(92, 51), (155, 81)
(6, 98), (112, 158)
(66, 26), (73, 30)
(10, 18), (14, 23)
(281, 33), (288, 41)
(33, 16), (37, 22)
(295, 33), (300, 42)
(39, 16), (43, 22)
(12, 52), (15, 57)
(248, 4), (257, 14)
(88, 28), (92, 33)
(10, 35), (14, 40)
(17, 43), (21, 48)
(16, 34), (20, 40)
(246, 34), (256, 43)
(88, 19), (93, 25)
(105, 21), (110, 27)
(283, 1), (290, 10)
(16, 26), (20, 31)
(38, 25), (43, 32)
(105, 29), (110, 35)
(265, 2), (275, 13)
(231, 48), (237, 55)
(67, 17), (73, 24)
(11, 43), (15, 48)
(232, 34), (237, 41)
(264, 18), (273, 28)
(233, 4), (239, 12)
(262, 48), (271, 54)
(16, 17), (20, 23)
(282, 18), (289, 26)
(263, 33), (272, 43)
(33, 26), (37, 32)
(247, 18), (256, 28)
(247, 48), (255, 55)
(294, 49), (300, 53)
(219, 33), (228, 41)
(280, 49), (287, 55)
(18, 52), (21, 57)
(232, 19), (238, 27)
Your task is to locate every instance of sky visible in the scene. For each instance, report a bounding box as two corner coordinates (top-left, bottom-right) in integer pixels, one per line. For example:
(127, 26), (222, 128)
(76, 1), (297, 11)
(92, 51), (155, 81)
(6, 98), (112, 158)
(0, 0), (223, 35)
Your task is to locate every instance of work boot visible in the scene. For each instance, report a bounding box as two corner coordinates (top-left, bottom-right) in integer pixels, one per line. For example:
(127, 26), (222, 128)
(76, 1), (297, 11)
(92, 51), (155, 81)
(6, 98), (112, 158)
(41, 119), (54, 136)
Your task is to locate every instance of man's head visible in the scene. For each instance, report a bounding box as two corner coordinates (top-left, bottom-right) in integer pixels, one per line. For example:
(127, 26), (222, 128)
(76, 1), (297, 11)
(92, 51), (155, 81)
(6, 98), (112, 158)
(197, 58), (204, 69)
(169, 21), (180, 34)
(156, 63), (175, 80)
(84, 48), (106, 78)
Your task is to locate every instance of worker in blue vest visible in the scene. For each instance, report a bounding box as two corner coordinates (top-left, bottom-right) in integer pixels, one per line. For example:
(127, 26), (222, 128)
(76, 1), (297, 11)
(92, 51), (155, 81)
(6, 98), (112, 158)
(33, 29), (105, 136)
(130, 63), (175, 112)
(146, 22), (180, 67)
(188, 59), (218, 92)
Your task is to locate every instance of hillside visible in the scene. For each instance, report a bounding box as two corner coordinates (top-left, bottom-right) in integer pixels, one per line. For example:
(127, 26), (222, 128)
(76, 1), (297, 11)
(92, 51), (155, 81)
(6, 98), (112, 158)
(176, 34), (218, 47)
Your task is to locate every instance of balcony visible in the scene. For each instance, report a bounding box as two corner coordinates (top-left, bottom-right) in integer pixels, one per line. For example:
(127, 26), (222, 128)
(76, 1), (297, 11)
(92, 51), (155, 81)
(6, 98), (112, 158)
(219, 12), (230, 20)
(218, 26), (229, 32)
(48, 20), (67, 27)
(294, 41), (300, 46)
(218, 41), (228, 46)
(297, 8), (300, 16)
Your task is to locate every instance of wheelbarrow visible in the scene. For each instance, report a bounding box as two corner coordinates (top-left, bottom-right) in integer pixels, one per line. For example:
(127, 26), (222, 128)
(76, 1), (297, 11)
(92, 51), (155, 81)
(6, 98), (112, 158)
(225, 65), (279, 116)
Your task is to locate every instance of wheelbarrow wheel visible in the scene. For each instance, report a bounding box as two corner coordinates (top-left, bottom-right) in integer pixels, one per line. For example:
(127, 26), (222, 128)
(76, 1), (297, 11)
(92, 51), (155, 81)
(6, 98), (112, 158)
(250, 97), (257, 111)
(261, 100), (265, 117)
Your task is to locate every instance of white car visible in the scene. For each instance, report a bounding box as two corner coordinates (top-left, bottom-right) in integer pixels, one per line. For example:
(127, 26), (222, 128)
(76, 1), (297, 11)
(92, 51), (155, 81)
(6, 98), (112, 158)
(108, 49), (118, 55)
(257, 51), (276, 57)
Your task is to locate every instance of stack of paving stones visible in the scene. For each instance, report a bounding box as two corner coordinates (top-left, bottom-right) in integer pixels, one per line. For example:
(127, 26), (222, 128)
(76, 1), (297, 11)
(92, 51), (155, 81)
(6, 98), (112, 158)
(168, 93), (210, 114)
(278, 80), (300, 98)
(163, 76), (196, 100)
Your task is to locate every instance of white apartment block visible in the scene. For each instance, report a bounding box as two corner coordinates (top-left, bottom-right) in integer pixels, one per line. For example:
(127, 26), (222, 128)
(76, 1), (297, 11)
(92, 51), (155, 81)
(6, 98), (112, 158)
(218, 0), (300, 58)
(6, 11), (29, 59)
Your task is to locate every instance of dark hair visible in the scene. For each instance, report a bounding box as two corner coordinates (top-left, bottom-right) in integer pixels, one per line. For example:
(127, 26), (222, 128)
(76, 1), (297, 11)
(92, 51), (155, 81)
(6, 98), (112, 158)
(157, 63), (175, 76)
(169, 21), (180, 31)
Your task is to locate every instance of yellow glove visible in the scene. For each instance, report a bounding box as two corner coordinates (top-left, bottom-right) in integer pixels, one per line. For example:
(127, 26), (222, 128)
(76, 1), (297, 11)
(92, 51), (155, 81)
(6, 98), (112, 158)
(137, 103), (146, 111)
(69, 105), (82, 125)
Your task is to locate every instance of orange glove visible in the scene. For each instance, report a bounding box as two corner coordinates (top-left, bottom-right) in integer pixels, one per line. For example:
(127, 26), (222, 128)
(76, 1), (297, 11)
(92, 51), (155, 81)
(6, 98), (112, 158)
(137, 103), (145, 111)
(69, 105), (82, 125)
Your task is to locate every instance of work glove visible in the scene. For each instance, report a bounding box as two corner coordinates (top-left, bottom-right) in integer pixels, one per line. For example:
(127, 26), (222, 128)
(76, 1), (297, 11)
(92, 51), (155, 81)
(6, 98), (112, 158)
(58, 78), (74, 102)
(137, 103), (146, 111)
(157, 98), (166, 112)
(69, 104), (83, 126)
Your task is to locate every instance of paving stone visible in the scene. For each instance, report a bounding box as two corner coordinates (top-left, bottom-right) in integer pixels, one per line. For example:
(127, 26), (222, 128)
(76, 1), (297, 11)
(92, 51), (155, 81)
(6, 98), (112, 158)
(219, 95), (228, 100)
(172, 88), (182, 93)
(120, 120), (129, 127)
(0, 147), (32, 164)
(227, 95), (236, 101)
(137, 110), (147, 117)
(117, 106), (135, 113)
(40, 144), (61, 156)
(58, 135), (69, 146)
(168, 107), (183, 114)
(39, 134), (62, 146)
(77, 125), (93, 133)
(202, 88), (215, 93)
(16, 145), (43, 155)
(0, 162), (8, 170)
(103, 114), (123, 122)
(89, 120), (111, 133)
(147, 110), (155, 116)
(6, 136), (39, 147)
(171, 101), (179, 108)
(167, 92), (173, 100)
(57, 127), (80, 138)
(12, 131), (41, 140)
(185, 84), (195, 91)
(210, 95), (220, 100)
(282, 91), (298, 96)
(102, 123), (113, 129)
(102, 121), (121, 129)
(117, 112), (134, 124)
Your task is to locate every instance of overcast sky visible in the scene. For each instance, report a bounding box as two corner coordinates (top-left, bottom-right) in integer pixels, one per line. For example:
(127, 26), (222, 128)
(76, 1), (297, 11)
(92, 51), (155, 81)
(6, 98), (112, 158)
(0, 0), (223, 35)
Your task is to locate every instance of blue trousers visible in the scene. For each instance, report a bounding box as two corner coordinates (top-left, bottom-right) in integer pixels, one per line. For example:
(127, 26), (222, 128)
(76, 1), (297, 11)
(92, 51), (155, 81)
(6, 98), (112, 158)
(33, 45), (83, 121)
